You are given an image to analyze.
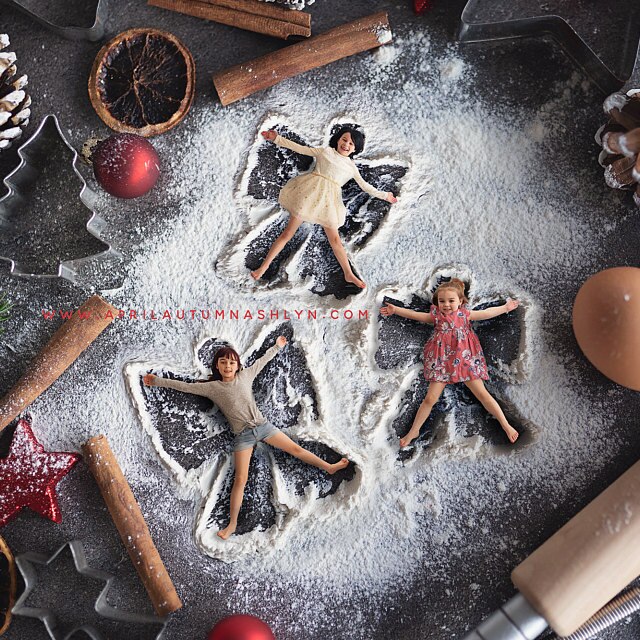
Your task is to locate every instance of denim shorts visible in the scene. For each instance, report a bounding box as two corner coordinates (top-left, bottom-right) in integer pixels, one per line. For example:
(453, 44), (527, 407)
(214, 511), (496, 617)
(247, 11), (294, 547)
(233, 421), (280, 452)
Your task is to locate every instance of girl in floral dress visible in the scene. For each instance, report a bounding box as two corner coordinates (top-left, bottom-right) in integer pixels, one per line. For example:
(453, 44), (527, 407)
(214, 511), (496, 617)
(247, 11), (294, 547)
(380, 278), (520, 447)
(251, 126), (397, 289)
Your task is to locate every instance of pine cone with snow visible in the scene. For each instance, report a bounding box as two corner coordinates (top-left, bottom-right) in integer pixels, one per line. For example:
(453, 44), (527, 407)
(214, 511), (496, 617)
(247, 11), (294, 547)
(596, 89), (640, 208)
(0, 34), (30, 152)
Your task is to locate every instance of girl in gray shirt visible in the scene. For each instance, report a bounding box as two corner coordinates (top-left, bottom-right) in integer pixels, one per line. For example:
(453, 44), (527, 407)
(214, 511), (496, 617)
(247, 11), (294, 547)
(144, 335), (349, 540)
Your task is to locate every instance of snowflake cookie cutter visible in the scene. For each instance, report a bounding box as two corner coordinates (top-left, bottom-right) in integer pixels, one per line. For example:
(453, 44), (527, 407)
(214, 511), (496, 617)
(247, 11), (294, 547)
(12, 540), (167, 640)
(457, 0), (640, 94)
(0, 0), (108, 42)
(0, 114), (123, 286)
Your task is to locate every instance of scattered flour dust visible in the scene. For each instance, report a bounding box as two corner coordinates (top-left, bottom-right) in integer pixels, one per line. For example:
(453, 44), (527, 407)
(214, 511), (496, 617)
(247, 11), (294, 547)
(24, 26), (629, 631)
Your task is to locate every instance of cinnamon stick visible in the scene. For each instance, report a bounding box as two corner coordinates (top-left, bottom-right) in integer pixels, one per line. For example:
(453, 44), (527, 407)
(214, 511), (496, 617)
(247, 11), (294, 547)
(213, 11), (392, 106)
(198, 0), (310, 27)
(83, 435), (182, 617)
(0, 295), (117, 433)
(148, 0), (311, 40)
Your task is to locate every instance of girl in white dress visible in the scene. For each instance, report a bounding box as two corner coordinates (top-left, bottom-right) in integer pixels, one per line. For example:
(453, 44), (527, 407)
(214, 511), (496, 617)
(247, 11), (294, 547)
(250, 126), (398, 289)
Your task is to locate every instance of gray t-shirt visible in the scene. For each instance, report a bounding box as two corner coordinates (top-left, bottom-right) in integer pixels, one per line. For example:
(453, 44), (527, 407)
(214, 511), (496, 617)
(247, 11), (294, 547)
(153, 344), (282, 434)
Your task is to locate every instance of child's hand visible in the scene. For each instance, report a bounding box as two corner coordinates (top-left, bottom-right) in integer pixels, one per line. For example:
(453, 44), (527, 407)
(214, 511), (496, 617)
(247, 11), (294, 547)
(261, 130), (277, 142)
(505, 298), (519, 313)
(276, 335), (287, 348)
(385, 192), (397, 204)
(380, 303), (396, 316)
(142, 373), (156, 386)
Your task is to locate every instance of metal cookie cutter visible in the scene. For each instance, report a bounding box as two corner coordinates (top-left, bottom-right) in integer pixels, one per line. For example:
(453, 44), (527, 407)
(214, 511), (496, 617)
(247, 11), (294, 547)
(0, 114), (122, 287)
(0, 0), (108, 42)
(12, 540), (167, 640)
(458, 0), (640, 94)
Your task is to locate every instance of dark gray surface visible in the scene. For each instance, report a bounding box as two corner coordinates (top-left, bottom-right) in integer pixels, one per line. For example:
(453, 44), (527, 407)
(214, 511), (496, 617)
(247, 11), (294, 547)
(1, 1), (640, 639)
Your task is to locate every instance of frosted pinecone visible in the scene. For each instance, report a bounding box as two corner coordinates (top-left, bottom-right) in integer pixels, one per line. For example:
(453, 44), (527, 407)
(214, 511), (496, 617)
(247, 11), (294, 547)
(596, 89), (640, 208)
(0, 34), (31, 152)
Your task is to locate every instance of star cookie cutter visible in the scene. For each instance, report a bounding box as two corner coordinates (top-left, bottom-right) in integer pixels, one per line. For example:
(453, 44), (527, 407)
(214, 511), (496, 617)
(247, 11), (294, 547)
(0, 0), (108, 42)
(458, 0), (640, 94)
(13, 540), (167, 640)
(0, 114), (122, 287)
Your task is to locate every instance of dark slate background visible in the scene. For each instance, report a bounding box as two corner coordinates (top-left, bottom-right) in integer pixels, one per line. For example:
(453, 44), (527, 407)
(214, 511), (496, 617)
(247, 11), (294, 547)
(1, 1), (640, 639)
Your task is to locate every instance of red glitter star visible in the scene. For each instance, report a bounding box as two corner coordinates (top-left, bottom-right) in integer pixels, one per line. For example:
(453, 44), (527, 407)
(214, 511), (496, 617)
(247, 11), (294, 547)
(414, 0), (433, 14)
(0, 419), (79, 527)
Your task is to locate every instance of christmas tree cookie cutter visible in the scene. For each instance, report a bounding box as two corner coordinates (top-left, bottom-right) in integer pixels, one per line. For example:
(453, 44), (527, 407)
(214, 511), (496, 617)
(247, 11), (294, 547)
(13, 540), (167, 640)
(457, 0), (640, 94)
(0, 114), (122, 286)
(0, 0), (108, 42)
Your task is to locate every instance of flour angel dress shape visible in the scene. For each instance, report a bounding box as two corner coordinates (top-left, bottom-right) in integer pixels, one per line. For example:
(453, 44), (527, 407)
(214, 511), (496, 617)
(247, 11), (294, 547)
(423, 305), (489, 383)
(274, 134), (387, 229)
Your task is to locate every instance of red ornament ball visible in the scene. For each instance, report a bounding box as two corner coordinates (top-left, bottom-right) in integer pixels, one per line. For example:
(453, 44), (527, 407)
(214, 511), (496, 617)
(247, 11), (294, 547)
(92, 133), (160, 198)
(207, 615), (275, 640)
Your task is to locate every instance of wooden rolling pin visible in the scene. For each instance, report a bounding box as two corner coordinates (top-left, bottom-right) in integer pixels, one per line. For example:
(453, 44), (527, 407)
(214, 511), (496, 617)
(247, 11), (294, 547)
(83, 435), (182, 617)
(0, 295), (117, 432)
(512, 458), (640, 637)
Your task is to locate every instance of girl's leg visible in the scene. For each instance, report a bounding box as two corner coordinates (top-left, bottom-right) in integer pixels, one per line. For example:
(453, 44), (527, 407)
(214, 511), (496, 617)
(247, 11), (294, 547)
(251, 215), (304, 280)
(464, 379), (519, 443)
(265, 431), (349, 474)
(400, 382), (446, 448)
(322, 226), (366, 289)
(218, 446), (254, 540)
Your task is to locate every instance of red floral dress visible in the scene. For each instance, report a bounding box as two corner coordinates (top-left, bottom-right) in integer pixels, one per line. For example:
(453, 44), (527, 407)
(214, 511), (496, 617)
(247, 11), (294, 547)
(423, 305), (489, 383)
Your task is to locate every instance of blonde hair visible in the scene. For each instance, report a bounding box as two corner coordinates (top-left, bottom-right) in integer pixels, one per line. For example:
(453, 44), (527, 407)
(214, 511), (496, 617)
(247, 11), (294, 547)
(433, 278), (468, 304)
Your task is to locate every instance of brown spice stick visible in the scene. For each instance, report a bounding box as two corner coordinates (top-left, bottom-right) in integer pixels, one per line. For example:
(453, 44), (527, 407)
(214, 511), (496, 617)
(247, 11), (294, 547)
(0, 295), (117, 433)
(83, 435), (182, 617)
(198, 0), (310, 28)
(213, 11), (392, 106)
(148, 0), (311, 40)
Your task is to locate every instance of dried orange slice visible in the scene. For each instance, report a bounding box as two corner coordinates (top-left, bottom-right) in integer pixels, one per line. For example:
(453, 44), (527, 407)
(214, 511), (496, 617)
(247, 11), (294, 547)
(0, 535), (16, 636)
(88, 28), (195, 137)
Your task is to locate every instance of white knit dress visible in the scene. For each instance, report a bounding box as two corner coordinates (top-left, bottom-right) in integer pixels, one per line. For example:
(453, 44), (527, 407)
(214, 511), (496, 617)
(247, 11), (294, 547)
(274, 134), (388, 229)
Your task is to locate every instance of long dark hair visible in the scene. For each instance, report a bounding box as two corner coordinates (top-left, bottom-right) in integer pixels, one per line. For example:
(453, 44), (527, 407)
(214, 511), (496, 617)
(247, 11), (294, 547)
(329, 125), (365, 157)
(209, 346), (242, 381)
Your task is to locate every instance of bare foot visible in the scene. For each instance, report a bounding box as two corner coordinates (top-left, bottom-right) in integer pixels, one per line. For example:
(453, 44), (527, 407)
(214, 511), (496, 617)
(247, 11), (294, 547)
(345, 273), (366, 289)
(217, 523), (237, 540)
(250, 269), (264, 281)
(327, 458), (349, 474)
(503, 424), (519, 443)
(400, 428), (420, 448)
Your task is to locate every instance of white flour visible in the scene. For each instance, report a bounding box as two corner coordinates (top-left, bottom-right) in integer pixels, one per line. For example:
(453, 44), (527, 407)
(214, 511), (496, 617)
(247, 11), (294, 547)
(19, 26), (630, 631)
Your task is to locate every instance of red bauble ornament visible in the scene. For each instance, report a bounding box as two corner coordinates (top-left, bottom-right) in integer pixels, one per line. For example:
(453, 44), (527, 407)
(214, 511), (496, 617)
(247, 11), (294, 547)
(207, 615), (276, 640)
(92, 133), (160, 198)
(414, 0), (433, 14)
(0, 419), (79, 527)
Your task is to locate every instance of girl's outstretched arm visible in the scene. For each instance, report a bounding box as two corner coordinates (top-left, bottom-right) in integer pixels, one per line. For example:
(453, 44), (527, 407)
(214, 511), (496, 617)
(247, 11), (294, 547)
(261, 130), (321, 157)
(468, 299), (519, 321)
(245, 337), (287, 380)
(142, 374), (214, 397)
(352, 166), (397, 203)
(380, 303), (433, 324)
